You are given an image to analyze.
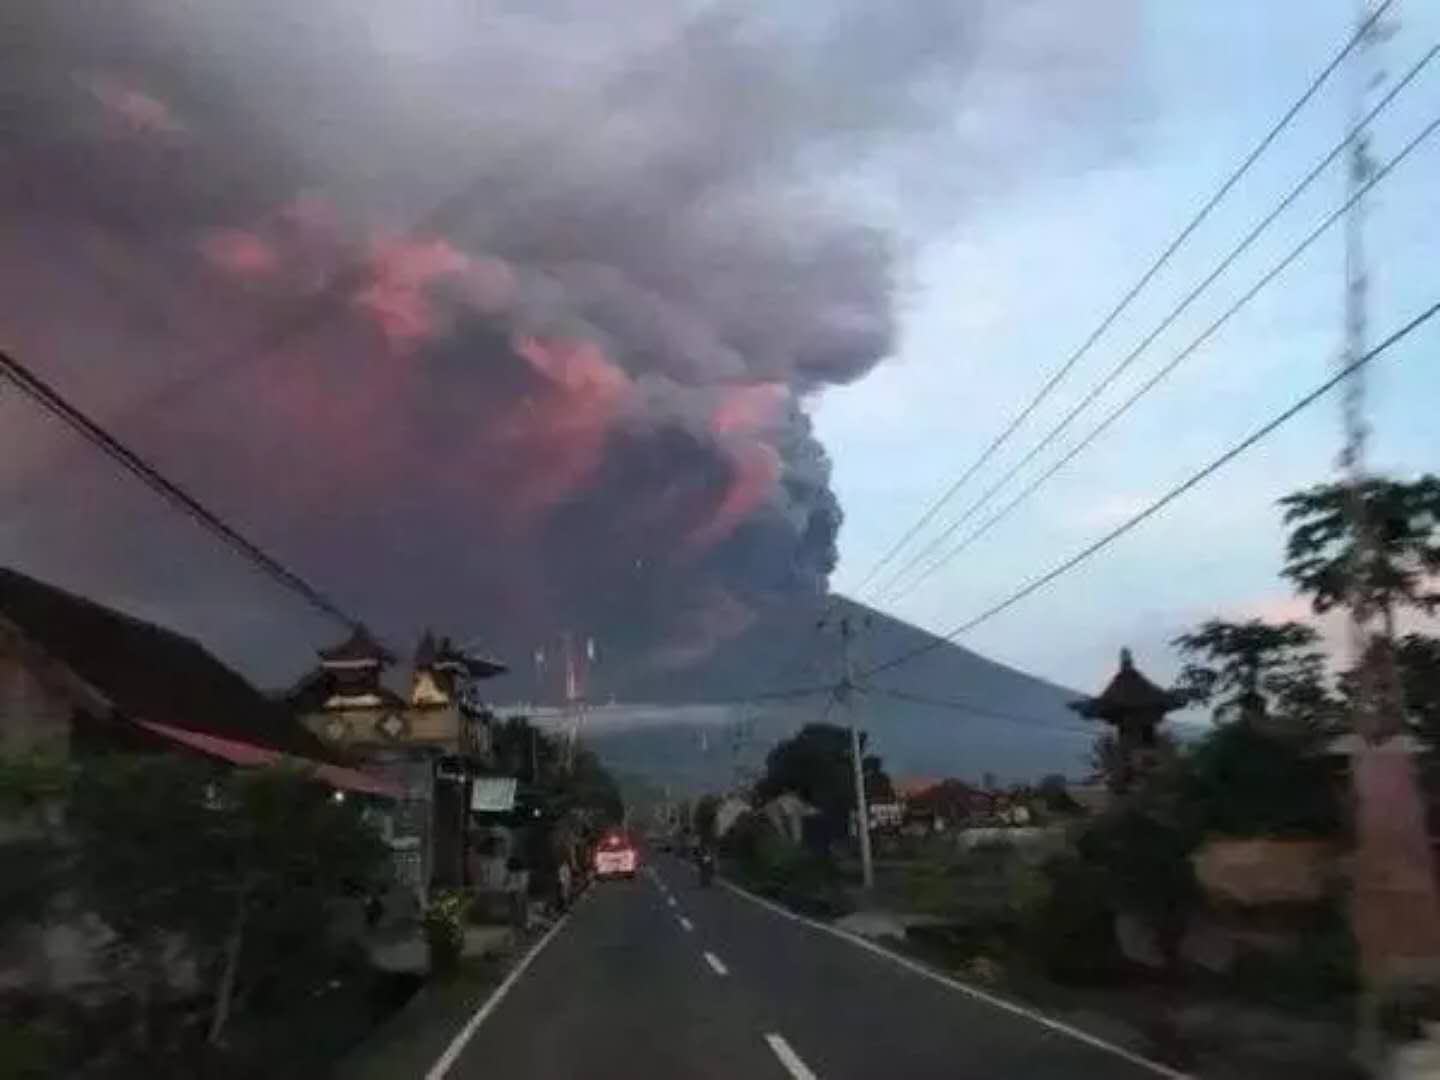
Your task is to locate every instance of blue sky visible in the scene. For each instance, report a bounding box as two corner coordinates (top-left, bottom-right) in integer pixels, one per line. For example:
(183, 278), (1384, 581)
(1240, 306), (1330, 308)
(817, 0), (1440, 693)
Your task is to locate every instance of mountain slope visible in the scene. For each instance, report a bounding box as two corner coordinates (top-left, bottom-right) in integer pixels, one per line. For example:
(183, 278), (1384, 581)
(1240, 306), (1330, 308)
(570, 596), (1100, 793)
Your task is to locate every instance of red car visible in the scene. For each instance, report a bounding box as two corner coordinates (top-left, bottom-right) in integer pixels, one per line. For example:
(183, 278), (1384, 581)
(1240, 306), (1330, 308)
(593, 831), (638, 880)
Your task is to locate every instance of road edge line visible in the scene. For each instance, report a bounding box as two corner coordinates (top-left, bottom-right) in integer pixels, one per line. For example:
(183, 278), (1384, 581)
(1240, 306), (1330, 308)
(720, 879), (1190, 1080)
(424, 906), (576, 1080)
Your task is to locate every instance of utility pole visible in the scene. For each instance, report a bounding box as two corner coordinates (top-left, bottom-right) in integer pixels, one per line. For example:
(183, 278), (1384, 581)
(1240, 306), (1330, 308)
(838, 615), (875, 893)
(1336, 3), (1440, 1066)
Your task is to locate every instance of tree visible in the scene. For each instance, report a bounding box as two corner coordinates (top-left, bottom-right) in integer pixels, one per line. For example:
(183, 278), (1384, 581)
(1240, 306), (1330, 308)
(1179, 721), (1341, 838)
(1173, 618), (1329, 726)
(753, 723), (891, 841)
(1394, 634), (1440, 745)
(1037, 773), (1080, 814)
(491, 717), (624, 824)
(694, 794), (720, 844)
(1280, 475), (1440, 632)
(61, 755), (388, 1055)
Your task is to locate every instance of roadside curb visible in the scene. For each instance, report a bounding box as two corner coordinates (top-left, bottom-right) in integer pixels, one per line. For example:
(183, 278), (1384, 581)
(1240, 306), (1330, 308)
(719, 877), (1191, 1080)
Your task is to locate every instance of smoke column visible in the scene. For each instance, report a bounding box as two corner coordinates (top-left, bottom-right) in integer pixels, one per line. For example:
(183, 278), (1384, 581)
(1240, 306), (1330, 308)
(0, 0), (1137, 690)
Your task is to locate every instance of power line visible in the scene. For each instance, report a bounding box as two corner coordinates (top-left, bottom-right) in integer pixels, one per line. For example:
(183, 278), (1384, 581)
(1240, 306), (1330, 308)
(0, 347), (361, 629)
(861, 685), (1097, 738)
(846, 0), (1396, 602)
(884, 101), (1440, 604)
(874, 48), (1439, 603)
(861, 293), (1440, 680)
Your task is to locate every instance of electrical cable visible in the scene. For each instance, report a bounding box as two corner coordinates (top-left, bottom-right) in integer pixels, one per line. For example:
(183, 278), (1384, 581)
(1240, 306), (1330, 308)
(861, 685), (1097, 738)
(883, 104), (1440, 604)
(0, 346), (361, 629)
(847, 0), (1397, 601)
(861, 293), (1440, 680)
(875, 48), (1439, 603)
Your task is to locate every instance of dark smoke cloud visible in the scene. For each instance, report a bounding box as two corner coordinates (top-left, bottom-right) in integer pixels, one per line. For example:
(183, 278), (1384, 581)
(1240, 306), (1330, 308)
(0, 0), (1137, 691)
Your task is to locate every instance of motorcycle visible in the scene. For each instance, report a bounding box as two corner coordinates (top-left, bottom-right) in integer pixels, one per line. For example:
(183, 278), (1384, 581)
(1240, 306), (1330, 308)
(696, 848), (716, 888)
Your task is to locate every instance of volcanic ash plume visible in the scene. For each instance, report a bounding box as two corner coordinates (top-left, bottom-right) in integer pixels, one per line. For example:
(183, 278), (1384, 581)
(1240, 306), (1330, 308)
(0, 0), (1137, 688)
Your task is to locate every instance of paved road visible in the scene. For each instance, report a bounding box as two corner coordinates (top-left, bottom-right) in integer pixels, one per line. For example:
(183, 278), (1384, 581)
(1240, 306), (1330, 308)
(441, 854), (1177, 1079)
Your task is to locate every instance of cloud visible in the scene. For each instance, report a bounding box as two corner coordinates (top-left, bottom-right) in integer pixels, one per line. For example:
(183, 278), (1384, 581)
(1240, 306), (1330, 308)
(1, 0), (1141, 687)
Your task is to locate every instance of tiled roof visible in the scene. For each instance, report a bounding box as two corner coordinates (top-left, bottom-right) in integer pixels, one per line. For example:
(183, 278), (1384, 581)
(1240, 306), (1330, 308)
(318, 625), (395, 665)
(0, 567), (328, 759)
(135, 720), (399, 797)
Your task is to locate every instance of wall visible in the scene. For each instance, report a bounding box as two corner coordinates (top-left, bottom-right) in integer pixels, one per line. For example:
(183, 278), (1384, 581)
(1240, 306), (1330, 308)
(0, 631), (74, 758)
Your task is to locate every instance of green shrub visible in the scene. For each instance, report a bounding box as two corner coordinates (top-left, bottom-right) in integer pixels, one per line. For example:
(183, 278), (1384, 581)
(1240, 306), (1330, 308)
(0, 1019), (56, 1079)
(1022, 855), (1125, 983)
(1231, 913), (1357, 1007)
(423, 890), (467, 975)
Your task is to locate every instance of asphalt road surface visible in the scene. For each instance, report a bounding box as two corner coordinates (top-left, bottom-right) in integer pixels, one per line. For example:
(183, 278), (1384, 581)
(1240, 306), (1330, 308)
(438, 854), (1179, 1079)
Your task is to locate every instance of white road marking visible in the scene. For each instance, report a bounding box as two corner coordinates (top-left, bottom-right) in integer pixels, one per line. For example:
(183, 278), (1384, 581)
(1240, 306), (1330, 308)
(666, 895), (677, 908)
(678, 916), (694, 932)
(703, 950), (729, 976)
(424, 907), (575, 1080)
(721, 880), (1189, 1080)
(765, 1034), (819, 1080)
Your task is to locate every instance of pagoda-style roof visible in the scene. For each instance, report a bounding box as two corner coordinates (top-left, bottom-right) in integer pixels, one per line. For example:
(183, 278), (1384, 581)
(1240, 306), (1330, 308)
(1069, 648), (1185, 722)
(414, 629), (439, 669)
(433, 636), (508, 680)
(318, 625), (395, 667)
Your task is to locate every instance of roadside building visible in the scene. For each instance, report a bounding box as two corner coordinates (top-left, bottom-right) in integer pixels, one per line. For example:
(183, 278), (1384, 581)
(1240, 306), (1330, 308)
(0, 567), (385, 791)
(0, 566), (396, 994)
(292, 626), (509, 896)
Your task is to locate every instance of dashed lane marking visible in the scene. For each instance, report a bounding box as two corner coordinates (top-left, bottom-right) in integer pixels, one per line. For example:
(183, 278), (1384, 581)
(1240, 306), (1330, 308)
(703, 951), (729, 976)
(765, 1034), (820, 1080)
(678, 916), (694, 932)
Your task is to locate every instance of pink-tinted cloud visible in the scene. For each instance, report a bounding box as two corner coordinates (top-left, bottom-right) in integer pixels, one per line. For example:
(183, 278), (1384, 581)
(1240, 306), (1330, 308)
(685, 440), (781, 552)
(353, 235), (471, 351)
(199, 229), (279, 277)
(710, 382), (788, 437)
(1233, 591), (1439, 667)
(498, 335), (633, 527)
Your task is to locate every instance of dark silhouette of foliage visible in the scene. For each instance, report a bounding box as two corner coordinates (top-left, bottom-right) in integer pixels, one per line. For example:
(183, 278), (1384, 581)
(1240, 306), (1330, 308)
(1173, 618), (1330, 726)
(1395, 634), (1440, 744)
(753, 723), (891, 839)
(1280, 475), (1440, 627)
(1178, 722), (1341, 837)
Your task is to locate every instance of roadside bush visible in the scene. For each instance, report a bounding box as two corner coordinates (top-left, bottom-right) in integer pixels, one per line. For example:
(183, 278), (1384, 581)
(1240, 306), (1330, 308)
(422, 891), (467, 976)
(722, 814), (854, 918)
(1231, 907), (1357, 1008)
(719, 810), (771, 865)
(1180, 723), (1341, 838)
(1022, 855), (1125, 984)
